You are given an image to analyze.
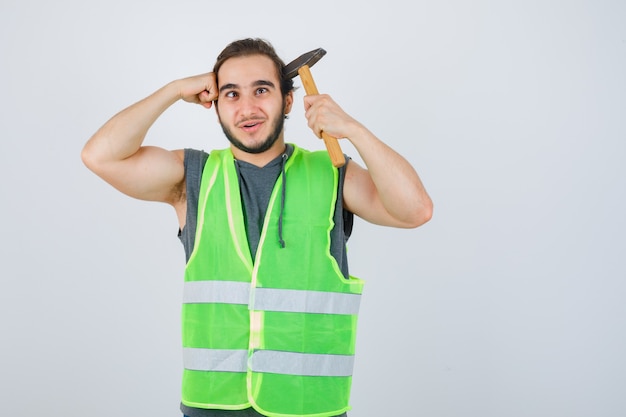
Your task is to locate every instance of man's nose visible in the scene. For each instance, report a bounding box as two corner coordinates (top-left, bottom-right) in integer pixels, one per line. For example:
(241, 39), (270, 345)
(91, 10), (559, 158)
(238, 94), (259, 114)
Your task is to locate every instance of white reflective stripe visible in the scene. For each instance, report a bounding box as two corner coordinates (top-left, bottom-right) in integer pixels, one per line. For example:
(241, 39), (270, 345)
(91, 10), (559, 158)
(250, 350), (355, 377)
(183, 281), (250, 304)
(252, 288), (361, 315)
(183, 348), (248, 373)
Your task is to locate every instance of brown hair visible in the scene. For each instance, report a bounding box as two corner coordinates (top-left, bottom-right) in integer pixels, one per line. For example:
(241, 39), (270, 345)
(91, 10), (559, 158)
(213, 38), (295, 96)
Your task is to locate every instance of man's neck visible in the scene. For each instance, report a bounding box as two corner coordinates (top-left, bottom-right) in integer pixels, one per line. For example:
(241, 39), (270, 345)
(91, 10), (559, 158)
(230, 139), (287, 168)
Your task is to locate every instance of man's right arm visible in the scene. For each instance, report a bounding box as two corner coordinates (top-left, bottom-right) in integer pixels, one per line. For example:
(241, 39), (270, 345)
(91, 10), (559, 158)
(81, 73), (217, 205)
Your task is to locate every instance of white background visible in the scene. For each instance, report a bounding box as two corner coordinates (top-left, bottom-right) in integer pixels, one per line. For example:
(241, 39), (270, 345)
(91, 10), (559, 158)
(1, 0), (625, 416)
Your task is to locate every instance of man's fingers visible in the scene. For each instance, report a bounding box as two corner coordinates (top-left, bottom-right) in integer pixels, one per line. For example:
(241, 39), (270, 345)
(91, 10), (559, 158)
(198, 89), (217, 104)
(198, 90), (210, 101)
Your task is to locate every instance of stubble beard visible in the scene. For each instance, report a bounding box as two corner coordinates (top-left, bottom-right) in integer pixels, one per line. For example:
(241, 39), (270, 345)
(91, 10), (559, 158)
(220, 110), (286, 155)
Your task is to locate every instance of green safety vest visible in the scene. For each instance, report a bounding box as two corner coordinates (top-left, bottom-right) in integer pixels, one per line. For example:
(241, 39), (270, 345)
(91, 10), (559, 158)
(181, 145), (364, 417)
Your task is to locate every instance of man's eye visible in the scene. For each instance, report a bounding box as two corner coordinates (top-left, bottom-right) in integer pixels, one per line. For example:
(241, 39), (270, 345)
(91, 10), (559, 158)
(225, 91), (237, 98)
(256, 87), (268, 95)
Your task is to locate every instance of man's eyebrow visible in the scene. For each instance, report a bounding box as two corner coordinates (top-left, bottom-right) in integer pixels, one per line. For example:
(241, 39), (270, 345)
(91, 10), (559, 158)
(253, 80), (276, 89)
(219, 83), (238, 94)
(219, 80), (277, 94)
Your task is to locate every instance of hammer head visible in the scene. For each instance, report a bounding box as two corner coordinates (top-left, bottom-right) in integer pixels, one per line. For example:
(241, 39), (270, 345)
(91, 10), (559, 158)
(283, 48), (326, 79)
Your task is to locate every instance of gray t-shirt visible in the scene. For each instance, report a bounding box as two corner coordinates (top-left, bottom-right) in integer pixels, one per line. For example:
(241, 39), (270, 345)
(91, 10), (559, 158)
(178, 145), (353, 417)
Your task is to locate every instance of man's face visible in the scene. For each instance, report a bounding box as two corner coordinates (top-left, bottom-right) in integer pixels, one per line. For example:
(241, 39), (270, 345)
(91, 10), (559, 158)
(215, 54), (293, 155)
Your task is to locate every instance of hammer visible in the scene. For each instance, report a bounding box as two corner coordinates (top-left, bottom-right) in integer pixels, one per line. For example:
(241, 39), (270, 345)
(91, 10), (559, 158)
(283, 48), (345, 168)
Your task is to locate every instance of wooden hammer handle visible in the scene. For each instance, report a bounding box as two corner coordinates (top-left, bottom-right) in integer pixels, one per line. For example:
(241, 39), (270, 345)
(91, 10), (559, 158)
(297, 65), (346, 168)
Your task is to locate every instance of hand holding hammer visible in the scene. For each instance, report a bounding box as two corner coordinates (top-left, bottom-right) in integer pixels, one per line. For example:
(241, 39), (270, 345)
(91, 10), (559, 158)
(283, 48), (345, 168)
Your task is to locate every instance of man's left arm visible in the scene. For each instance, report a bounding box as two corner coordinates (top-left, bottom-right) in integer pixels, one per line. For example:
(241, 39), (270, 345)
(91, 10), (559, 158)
(303, 94), (433, 228)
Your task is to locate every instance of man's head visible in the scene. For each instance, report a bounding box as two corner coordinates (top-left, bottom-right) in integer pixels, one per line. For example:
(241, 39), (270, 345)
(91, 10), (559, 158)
(213, 38), (294, 157)
(213, 38), (295, 96)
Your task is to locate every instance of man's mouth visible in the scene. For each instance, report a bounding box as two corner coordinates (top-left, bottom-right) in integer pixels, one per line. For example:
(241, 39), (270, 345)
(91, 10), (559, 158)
(239, 119), (263, 132)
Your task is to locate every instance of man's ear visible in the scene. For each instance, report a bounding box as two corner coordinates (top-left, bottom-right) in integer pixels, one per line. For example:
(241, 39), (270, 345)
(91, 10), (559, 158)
(284, 91), (294, 116)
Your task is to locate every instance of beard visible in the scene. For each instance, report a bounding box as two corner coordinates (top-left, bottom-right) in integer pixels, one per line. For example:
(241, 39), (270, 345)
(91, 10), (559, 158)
(219, 111), (286, 155)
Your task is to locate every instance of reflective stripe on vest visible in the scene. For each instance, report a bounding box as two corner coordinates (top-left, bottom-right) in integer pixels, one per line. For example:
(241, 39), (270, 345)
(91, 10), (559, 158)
(252, 287), (361, 315)
(183, 280), (250, 305)
(250, 350), (355, 377)
(183, 348), (247, 372)
(183, 347), (354, 377)
(183, 281), (361, 315)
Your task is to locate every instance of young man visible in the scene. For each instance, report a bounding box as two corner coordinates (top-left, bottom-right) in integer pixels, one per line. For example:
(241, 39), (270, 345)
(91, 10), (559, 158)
(82, 38), (432, 417)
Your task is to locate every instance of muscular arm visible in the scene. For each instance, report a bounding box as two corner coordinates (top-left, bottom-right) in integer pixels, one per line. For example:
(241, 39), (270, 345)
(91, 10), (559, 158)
(304, 94), (433, 228)
(81, 73), (217, 205)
